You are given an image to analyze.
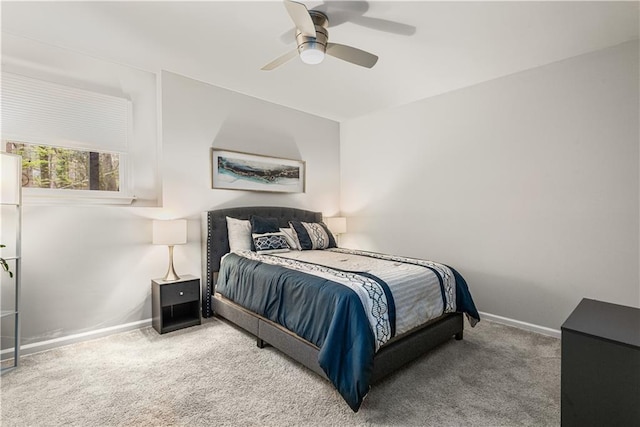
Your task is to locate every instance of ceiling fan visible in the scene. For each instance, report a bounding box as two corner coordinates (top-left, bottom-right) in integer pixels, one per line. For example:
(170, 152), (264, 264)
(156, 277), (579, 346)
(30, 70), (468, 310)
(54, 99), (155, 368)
(262, 0), (379, 71)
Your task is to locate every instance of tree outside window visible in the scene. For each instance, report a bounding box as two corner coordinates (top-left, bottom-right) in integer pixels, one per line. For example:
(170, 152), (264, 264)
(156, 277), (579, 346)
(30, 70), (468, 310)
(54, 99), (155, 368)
(5, 141), (119, 192)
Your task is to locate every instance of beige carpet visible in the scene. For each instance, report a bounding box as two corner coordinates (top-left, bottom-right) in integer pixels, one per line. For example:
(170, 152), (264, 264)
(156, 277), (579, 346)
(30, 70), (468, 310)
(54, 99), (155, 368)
(0, 317), (560, 426)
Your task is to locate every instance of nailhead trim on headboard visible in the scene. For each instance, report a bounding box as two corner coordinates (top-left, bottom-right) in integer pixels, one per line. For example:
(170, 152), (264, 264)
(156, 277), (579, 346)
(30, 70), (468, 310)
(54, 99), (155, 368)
(202, 206), (322, 317)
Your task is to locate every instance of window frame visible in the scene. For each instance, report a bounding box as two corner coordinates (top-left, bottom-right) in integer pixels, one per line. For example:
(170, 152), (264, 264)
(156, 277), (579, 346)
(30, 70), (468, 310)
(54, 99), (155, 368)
(2, 139), (134, 205)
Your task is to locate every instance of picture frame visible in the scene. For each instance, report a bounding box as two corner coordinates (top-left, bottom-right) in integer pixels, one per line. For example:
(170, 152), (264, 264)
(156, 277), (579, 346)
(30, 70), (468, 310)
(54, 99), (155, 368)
(211, 148), (306, 193)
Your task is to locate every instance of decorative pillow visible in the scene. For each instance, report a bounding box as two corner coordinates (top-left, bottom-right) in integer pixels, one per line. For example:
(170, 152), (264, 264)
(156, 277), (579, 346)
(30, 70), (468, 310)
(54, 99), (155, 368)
(288, 221), (337, 250)
(226, 217), (252, 252)
(279, 227), (301, 250)
(250, 216), (280, 234)
(252, 232), (290, 254)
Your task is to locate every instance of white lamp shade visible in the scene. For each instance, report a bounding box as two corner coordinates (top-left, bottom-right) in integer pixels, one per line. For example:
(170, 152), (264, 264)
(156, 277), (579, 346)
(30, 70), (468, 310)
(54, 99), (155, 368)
(0, 153), (21, 205)
(153, 219), (187, 245)
(326, 217), (347, 235)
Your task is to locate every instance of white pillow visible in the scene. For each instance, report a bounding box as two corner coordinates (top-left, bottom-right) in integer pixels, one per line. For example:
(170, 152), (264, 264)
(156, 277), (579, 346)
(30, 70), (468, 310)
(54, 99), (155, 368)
(226, 217), (252, 252)
(279, 227), (301, 250)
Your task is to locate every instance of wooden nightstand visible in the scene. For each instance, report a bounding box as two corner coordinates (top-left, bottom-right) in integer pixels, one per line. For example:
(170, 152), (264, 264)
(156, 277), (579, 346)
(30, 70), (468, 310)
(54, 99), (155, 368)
(152, 275), (201, 334)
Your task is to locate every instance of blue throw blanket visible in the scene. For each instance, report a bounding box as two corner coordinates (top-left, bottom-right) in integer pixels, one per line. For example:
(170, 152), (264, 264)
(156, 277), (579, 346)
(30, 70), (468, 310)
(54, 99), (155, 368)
(216, 250), (479, 411)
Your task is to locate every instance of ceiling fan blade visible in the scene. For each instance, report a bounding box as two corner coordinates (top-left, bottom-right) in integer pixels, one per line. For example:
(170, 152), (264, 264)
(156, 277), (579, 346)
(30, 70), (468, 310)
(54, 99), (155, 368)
(278, 28), (297, 45)
(316, 1), (368, 27)
(284, 0), (316, 37)
(317, 1), (414, 35)
(351, 15), (416, 36)
(326, 43), (378, 68)
(261, 49), (299, 71)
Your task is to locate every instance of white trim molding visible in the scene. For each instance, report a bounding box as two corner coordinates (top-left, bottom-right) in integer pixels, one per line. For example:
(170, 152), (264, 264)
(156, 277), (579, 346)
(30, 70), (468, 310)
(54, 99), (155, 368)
(479, 311), (561, 339)
(1, 318), (152, 360)
(1, 312), (560, 362)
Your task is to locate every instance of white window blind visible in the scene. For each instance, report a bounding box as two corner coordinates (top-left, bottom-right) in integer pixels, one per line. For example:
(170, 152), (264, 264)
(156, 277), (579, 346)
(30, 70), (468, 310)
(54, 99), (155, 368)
(1, 72), (131, 152)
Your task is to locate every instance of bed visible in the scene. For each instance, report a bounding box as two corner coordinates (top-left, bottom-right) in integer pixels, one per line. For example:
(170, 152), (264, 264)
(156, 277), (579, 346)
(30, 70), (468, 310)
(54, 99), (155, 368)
(201, 206), (479, 411)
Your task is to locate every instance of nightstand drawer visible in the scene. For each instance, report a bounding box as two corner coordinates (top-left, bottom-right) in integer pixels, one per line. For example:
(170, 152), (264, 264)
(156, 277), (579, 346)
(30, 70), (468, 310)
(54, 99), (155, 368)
(160, 280), (199, 307)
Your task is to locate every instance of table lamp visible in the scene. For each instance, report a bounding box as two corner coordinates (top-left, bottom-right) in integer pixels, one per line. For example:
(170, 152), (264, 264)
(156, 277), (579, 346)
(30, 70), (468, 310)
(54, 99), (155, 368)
(326, 217), (347, 246)
(153, 219), (187, 281)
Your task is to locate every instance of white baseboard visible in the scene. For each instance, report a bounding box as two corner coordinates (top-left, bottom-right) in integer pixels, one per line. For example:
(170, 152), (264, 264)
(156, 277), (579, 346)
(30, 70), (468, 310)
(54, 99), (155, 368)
(479, 311), (561, 339)
(2, 312), (559, 361)
(1, 318), (152, 360)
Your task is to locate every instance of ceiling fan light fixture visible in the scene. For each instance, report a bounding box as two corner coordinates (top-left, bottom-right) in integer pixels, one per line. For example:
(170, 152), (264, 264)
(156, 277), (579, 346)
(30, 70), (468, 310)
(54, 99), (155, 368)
(261, 2), (378, 71)
(300, 45), (325, 65)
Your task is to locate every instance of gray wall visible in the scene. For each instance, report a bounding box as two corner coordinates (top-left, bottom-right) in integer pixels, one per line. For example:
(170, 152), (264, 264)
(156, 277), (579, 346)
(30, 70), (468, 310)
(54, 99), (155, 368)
(1, 35), (160, 349)
(340, 41), (640, 330)
(4, 36), (637, 349)
(4, 66), (339, 348)
(160, 70), (341, 278)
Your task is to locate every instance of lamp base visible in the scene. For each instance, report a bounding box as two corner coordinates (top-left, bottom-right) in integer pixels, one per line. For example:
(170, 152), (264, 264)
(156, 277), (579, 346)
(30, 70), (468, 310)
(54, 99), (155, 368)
(163, 245), (181, 281)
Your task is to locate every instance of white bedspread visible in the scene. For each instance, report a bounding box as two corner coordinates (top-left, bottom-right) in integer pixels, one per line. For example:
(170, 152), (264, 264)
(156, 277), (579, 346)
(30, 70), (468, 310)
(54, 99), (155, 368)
(275, 249), (450, 337)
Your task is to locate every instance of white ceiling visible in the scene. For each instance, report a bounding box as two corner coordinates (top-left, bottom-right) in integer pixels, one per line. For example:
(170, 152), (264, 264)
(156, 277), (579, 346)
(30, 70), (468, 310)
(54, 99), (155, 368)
(1, 1), (638, 122)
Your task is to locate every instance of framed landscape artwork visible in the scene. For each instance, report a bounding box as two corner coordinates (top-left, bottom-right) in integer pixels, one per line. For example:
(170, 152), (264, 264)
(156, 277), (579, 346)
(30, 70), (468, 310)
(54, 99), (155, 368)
(211, 149), (306, 193)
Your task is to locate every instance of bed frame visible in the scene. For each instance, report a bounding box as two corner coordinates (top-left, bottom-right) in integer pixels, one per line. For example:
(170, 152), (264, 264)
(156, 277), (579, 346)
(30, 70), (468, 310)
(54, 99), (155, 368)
(201, 206), (463, 384)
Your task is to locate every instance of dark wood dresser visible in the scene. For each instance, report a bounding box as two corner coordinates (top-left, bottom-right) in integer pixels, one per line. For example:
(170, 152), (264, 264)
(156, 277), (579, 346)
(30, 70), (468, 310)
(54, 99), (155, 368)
(561, 298), (640, 426)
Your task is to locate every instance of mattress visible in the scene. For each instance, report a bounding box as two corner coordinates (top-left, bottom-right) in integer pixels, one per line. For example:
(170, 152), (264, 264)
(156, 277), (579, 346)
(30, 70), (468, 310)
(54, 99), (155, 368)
(216, 248), (479, 411)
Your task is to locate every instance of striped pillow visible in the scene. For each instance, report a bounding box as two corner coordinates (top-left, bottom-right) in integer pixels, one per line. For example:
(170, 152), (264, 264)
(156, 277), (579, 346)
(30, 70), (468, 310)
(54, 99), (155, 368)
(288, 221), (337, 250)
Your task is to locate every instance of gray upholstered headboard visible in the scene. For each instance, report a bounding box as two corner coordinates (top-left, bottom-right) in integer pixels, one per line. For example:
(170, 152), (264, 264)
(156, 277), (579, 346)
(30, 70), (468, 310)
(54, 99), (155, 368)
(201, 206), (322, 317)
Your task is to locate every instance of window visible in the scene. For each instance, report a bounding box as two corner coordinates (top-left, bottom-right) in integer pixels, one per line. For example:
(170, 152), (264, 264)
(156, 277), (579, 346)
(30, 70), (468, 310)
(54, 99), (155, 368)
(1, 72), (133, 203)
(5, 142), (120, 192)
